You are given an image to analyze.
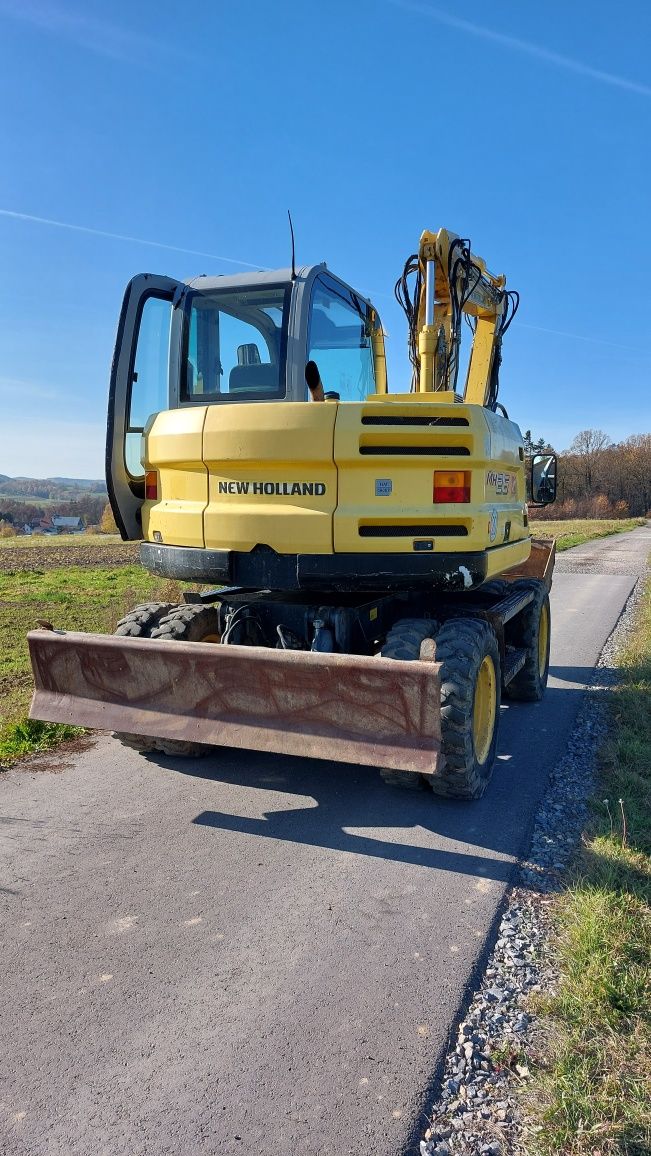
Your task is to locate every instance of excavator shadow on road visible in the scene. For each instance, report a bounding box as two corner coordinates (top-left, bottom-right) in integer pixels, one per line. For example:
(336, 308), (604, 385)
(138, 670), (615, 887)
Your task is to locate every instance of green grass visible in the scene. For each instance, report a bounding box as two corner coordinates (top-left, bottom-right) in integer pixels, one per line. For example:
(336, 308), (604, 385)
(0, 494), (101, 506)
(0, 564), (190, 765)
(531, 518), (645, 551)
(527, 568), (651, 1155)
(0, 494), (61, 505)
(0, 719), (85, 759)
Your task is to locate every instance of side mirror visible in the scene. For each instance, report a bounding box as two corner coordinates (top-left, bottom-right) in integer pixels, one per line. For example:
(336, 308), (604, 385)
(530, 452), (557, 506)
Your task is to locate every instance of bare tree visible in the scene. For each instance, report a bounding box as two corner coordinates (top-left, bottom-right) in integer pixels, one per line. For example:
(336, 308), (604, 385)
(568, 429), (611, 493)
(620, 433), (651, 515)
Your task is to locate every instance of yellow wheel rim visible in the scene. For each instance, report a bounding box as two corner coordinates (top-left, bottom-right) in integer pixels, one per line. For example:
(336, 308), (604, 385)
(538, 600), (550, 679)
(472, 655), (497, 765)
(201, 633), (221, 644)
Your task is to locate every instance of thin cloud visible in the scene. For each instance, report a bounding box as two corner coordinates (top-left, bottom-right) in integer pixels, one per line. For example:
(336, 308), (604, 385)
(0, 209), (265, 270)
(2, 219), (640, 356)
(388, 0), (651, 98)
(518, 321), (648, 355)
(0, 0), (191, 66)
(0, 376), (59, 400)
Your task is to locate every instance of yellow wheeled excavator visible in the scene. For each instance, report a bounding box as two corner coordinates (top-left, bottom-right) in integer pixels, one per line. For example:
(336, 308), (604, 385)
(28, 228), (557, 798)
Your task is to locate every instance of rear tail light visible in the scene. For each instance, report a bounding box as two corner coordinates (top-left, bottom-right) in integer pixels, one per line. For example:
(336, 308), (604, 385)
(433, 471), (471, 503)
(145, 471), (158, 501)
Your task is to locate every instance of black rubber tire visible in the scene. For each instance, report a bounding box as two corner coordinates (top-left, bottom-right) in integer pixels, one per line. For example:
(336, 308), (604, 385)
(381, 618), (438, 659)
(502, 579), (550, 702)
(145, 604), (223, 757)
(433, 618), (501, 800)
(114, 601), (175, 637)
(377, 619), (437, 790)
(112, 602), (176, 754)
(150, 603), (221, 644)
(478, 578), (510, 598)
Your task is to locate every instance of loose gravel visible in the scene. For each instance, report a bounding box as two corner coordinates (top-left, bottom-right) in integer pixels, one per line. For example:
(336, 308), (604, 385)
(553, 523), (651, 578)
(419, 572), (647, 1156)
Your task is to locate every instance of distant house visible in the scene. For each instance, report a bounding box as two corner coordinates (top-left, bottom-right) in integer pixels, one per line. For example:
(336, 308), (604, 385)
(27, 517), (55, 535)
(52, 516), (84, 534)
(21, 514), (85, 535)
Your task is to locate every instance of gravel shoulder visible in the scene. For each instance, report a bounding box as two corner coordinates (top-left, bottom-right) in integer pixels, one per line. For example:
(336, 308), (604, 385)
(552, 522), (650, 576)
(419, 525), (651, 1156)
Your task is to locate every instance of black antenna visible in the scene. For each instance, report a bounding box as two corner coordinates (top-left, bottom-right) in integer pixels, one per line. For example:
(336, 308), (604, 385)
(288, 210), (296, 281)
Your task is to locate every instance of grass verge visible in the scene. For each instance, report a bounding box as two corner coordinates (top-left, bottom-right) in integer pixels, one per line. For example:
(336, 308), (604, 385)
(0, 564), (192, 766)
(0, 720), (85, 760)
(530, 518), (645, 551)
(527, 570), (651, 1155)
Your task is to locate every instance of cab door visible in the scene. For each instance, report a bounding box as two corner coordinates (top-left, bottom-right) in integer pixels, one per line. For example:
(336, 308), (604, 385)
(107, 273), (184, 539)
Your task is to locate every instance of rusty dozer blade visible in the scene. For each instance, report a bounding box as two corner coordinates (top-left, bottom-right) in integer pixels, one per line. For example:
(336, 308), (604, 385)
(504, 537), (556, 589)
(28, 631), (443, 776)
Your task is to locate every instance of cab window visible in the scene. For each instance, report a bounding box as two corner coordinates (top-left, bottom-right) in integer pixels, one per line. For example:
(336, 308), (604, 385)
(183, 285), (289, 402)
(126, 294), (172, 477)
(307, 274), (375, 401)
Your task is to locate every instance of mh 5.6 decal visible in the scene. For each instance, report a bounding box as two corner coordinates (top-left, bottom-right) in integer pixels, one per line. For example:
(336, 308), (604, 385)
(485, 470), (517, 497)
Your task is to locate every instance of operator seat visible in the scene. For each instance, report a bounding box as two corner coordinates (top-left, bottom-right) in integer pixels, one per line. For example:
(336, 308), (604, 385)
(228, 363), (279, 396)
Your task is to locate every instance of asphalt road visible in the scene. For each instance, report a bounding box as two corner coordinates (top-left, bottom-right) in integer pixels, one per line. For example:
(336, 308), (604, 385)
(2, 525), (649, 1156)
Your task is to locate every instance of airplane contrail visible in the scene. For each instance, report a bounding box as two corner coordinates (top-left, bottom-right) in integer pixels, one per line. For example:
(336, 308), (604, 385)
(388, 0), (651, 98)
(518, 322), (647, 354)
(2, 211), (643, 355)
(0, 0), (191, 67)
(0, 209), (265, 269)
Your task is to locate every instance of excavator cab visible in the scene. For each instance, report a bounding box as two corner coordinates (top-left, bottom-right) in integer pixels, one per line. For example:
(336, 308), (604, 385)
(108, 267), (386, 540)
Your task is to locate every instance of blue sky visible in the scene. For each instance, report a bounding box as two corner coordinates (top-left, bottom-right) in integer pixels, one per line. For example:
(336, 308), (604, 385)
(0, 0), (650, 478)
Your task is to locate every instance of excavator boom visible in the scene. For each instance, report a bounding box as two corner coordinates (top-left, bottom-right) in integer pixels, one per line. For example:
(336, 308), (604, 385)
(400, 227), (517, 405)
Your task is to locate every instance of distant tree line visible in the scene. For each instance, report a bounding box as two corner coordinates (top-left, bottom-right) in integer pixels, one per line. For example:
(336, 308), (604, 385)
(527, 429), (651, 519)
(0, 478), (104, 501)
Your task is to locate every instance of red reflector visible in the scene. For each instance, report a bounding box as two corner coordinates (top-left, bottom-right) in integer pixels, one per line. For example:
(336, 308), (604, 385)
(145, 471), (158, 501)
(433, 485), (470, 503)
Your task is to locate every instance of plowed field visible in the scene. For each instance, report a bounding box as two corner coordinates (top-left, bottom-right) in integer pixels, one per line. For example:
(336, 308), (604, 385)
(0, 539), (139, 572)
